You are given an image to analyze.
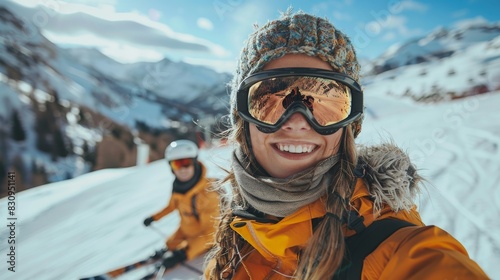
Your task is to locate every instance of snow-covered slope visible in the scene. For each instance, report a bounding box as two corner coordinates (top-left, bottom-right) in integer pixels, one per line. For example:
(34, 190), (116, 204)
(1, 91), (499, 280)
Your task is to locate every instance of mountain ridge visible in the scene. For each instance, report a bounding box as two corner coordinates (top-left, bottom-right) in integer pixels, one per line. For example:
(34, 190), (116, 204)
(363, 21), (500, 75)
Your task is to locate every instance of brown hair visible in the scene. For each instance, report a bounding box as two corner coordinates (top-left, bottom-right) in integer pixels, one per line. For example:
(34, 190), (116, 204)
(206, 115), (358, 279)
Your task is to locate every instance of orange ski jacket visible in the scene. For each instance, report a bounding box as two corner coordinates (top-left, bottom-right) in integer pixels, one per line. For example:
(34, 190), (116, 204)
(151, 163), (220, 260)
(205, 144), (489, 279)
(206, 178), (488, 279)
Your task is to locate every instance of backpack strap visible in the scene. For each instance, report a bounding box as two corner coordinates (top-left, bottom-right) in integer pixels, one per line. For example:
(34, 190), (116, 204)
(333, 218), (416, 279)
(191, 195), (199, 221)
(191, 178), (219, 222)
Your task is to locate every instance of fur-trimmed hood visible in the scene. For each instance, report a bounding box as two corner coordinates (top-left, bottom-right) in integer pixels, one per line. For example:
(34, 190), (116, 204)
(356, 143), (422, 213)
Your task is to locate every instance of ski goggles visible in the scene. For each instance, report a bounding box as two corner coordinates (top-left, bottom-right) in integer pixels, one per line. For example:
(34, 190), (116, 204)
(169, 158), (194, 171)
(236, 68), (363, 135)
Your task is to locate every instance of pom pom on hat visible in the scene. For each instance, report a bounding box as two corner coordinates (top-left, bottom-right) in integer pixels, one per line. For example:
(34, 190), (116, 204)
(230, 10), (363, 136)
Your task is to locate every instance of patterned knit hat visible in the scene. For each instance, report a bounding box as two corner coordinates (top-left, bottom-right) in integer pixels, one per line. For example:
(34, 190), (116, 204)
(230, 11), (363, 137)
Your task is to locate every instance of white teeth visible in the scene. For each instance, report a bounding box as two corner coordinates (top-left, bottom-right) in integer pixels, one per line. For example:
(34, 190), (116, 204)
(278, 144), (315, 154)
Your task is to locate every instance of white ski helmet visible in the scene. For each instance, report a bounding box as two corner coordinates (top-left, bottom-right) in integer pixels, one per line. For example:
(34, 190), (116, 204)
(165, 140), (198, 161)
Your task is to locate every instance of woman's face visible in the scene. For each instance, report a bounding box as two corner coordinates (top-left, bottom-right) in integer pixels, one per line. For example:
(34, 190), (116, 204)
(249, 54), (344, 178)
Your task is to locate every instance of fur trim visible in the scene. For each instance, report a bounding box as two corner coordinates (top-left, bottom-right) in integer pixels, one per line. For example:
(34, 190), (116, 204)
(357, 143), (422, 213)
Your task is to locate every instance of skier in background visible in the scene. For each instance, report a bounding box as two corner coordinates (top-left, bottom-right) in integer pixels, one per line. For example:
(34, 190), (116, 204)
(143, 139), (220, 270)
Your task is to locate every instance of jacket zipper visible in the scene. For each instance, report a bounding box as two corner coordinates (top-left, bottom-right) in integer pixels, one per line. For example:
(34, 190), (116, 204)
(245, 222), (282, 280)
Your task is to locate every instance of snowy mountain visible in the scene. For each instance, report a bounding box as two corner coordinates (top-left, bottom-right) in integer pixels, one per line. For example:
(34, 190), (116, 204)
(361, 25), (500, 104)
(0, 90), (499, 279)
(364, 22), (500, 75)
(65, 47), (232, 106)
(0, 5), (232, 193)
(64, 47), (133, 81)
(0, 6), (231, 128)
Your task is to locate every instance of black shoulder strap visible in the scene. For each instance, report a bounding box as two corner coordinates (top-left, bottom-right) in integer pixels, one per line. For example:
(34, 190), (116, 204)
(334, 218), (415, 280)
(191, 195), (199, 221)
(190, 177), (218, 222)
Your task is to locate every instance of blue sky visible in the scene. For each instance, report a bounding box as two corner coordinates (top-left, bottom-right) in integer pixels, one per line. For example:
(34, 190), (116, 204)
(5, 0), (499, 73)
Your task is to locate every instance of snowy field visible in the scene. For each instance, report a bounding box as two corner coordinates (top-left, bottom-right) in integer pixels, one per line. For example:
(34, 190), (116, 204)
(1, 91), (500, 280)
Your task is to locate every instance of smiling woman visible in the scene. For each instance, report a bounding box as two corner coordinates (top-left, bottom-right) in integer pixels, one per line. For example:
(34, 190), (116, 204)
(203, 10), (490, 280)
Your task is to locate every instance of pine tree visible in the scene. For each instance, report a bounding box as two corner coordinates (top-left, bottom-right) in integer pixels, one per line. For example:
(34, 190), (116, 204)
(11, 110), (26, 142)
(0, 158), (6, 193)
(82, 140), (96, 167)
(36, 133), (52, 153)
(53, 127), (69, 158)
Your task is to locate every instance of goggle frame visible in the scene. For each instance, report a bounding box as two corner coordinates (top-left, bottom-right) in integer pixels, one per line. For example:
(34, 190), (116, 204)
(236, 68), (364, 135)
(169, 158), (195, 171)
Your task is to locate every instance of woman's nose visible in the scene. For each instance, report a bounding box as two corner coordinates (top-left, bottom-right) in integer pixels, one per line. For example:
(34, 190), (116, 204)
(281, 113), (312, 132)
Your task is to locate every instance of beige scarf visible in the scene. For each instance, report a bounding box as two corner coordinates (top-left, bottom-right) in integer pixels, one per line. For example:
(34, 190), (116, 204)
(232, 147), (339, 217)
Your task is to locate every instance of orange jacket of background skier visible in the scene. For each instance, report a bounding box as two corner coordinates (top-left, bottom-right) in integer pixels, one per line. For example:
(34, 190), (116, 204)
(151, 164), (219, 260)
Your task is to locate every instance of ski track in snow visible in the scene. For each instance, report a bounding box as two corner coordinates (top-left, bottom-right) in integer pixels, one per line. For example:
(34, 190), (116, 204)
(412, 110), (500, 276)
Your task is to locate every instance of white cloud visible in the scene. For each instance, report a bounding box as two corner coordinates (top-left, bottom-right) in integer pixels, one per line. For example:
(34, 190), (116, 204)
(381, 15), (407, 29)
(310, 2), (330, 16)
(398, 0), (428, 12)
(229, 1), (272, 25)
(453, 16), (489, 29)
(452, 9), (468, 18)
(225, 1), (275, 52)
(9, 0), (117, 15)
(42, 32), (165, 63)
(382, 32), (396, 41)
(4, 0), (230, 61)
(148, 9), (162, 21)
(100, 45), (165, 64)
(197, 17), (214, 31)
(182, 57), (236, 74)
(58, 0), (118, 8)
(366, 15), (421, 37)
(333, 11), (351, 21)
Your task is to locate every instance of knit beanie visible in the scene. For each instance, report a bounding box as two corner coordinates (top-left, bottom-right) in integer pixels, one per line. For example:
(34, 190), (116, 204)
(229, 11), (363, 136)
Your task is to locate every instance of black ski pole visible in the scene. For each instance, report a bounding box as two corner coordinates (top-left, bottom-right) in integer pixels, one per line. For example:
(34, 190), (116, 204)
(179, 262), (204, 275)
(154, 265), (167, 280)
(80, 225), (173, 279)
(150, 224), (169, 239)
(79, 254), (162, 280)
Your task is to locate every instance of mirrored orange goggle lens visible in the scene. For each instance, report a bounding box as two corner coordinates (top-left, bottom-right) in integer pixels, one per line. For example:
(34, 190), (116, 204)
(169, 158), (194, 170)
(247, 76), (352, 126)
